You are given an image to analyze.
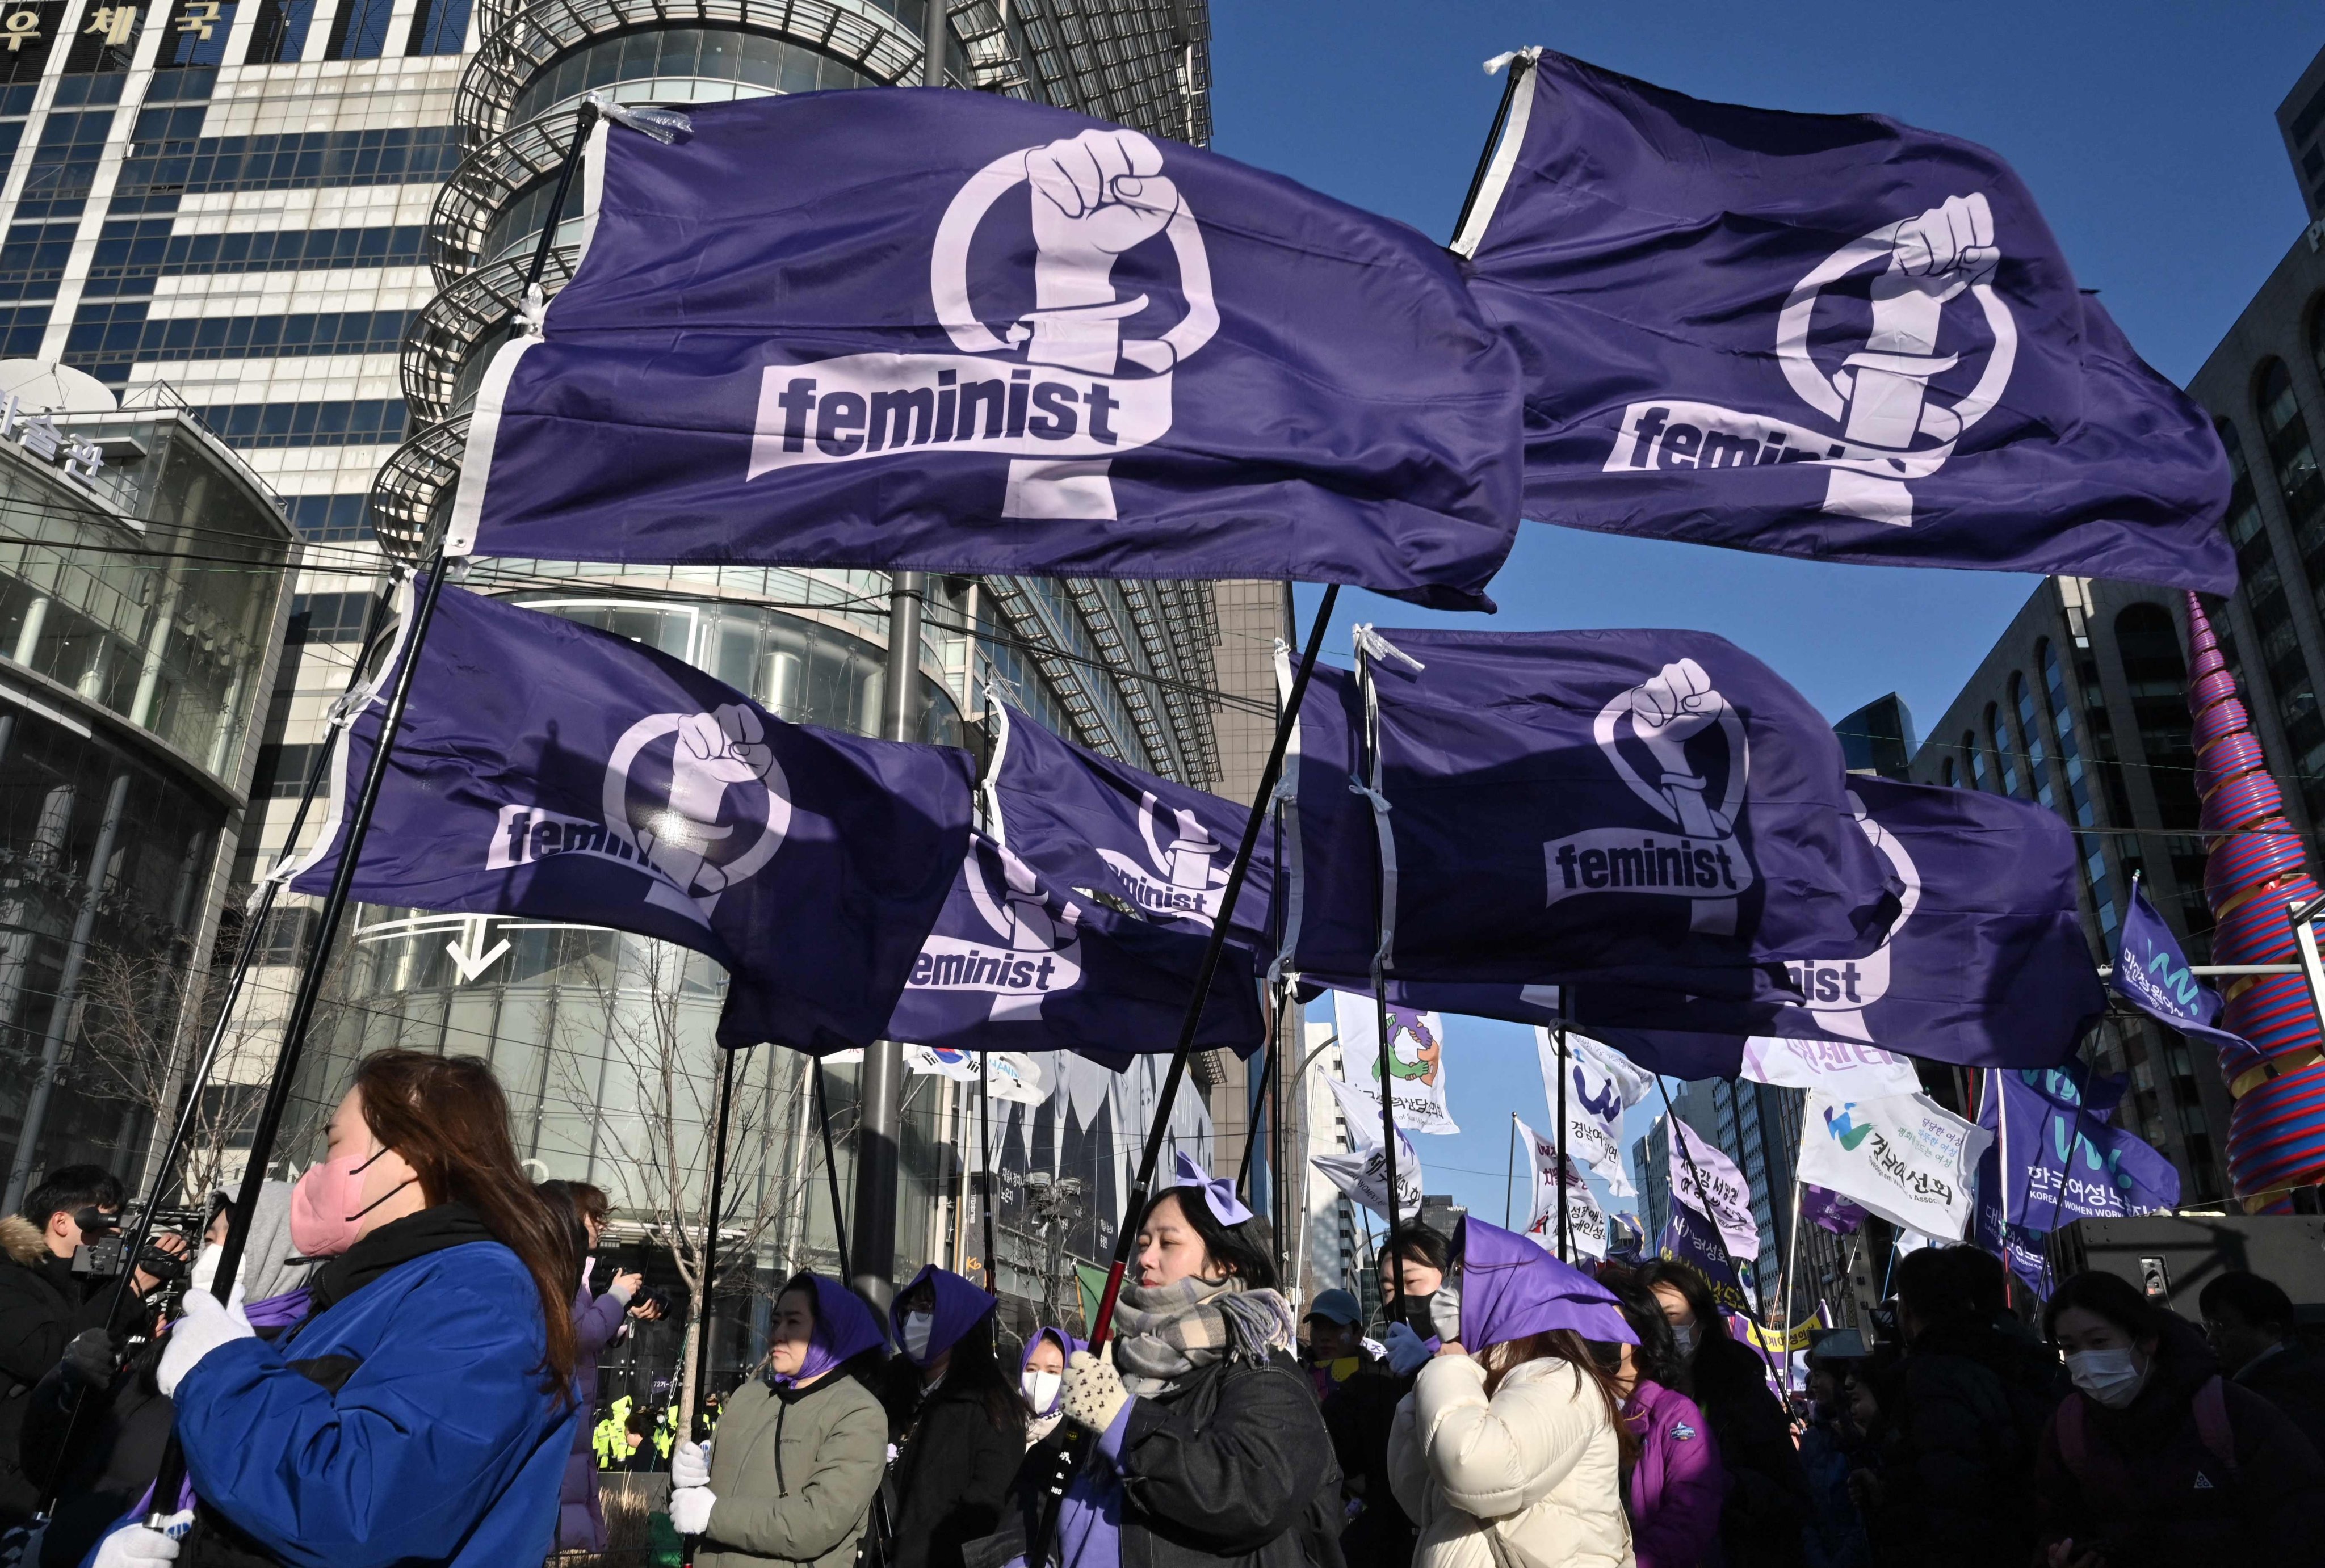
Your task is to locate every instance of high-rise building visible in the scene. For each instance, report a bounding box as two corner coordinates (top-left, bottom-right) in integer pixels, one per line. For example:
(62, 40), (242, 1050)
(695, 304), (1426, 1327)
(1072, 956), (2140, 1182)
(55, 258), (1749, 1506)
(0, 362), (296, 1196)
(1835, 691), (1915, 781)
(1905, 576), (2233, 1204)
(0, 0), (1259, 1371)
(2278, 43), (2325, 223)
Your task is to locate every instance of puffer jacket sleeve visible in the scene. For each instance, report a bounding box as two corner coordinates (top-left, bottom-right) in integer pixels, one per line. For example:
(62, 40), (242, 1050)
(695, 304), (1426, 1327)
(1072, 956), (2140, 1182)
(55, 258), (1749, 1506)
(707, 1385), (888, 1560)
(572, 1288), (629, 1358)
(1387, 1390), (1427, 1525)
(1633, 1394), (1723, 1568)
(1117, 1358), (1334, 1552)
(1409, 1355), (1601, 1520)
(173, 1259), (570, 1568)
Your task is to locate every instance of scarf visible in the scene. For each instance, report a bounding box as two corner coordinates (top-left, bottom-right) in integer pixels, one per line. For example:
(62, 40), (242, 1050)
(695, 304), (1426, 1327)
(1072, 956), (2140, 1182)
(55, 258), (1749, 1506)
(1110, 1275), (1295, 1396)
(307, 1203), (496, 1319)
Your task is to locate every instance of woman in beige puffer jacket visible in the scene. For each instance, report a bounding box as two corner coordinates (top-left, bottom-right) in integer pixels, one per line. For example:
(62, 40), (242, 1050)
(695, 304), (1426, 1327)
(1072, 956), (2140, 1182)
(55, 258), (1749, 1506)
(1385, 1220), (1641, 1568)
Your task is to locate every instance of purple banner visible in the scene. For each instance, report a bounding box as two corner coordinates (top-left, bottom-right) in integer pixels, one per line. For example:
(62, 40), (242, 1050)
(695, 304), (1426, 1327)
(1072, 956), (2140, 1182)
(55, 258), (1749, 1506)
(451, 90), (1521, 609)
(1973, 1066), (2179, 1294)
(1463, 51), (2231, 594)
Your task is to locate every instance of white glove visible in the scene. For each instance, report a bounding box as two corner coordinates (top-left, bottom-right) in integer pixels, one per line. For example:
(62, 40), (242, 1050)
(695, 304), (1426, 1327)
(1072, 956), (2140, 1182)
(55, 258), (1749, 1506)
(93, 1525), (179, 1566)
(668, 1486), (716, 1536)
(157, 1290), (256, 1398)
(671, 1439), (710, 1489)
(1382, 1322), (1435, 1377)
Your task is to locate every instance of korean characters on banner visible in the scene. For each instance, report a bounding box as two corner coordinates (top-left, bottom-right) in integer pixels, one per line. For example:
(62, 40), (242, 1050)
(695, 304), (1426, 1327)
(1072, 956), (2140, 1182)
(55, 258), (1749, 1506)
(1740, 1038), (1923, 1100)
(1311, 1124), (1425, 1223)
(1538, 1028), (1646, 1197)
(1516, 1117), (1607, 1261)
(1665, 1115), (1760, 1262)
(1795, 1090), (1993, 1242)
(1332, 989), (1459, 1136)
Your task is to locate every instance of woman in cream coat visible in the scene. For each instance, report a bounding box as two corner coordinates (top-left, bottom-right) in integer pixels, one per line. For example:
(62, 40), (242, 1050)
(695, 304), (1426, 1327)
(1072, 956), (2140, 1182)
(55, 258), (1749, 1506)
(1388, 1220), (1640, 1568)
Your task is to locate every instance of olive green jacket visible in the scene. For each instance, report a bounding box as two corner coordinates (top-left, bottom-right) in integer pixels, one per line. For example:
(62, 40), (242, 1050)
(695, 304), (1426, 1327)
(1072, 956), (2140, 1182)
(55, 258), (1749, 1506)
(698, 1372), (888, 1568)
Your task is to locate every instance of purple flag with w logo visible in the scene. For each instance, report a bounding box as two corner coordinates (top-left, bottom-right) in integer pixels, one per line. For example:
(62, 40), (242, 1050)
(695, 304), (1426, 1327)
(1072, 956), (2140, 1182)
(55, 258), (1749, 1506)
(2112, 876), (2252, 1057)
(1973, 1066), (2177, 1294)
(445, 90), (1521, 609)
(277, 579), (971, 1054)
(1460, 51), (2232, 592)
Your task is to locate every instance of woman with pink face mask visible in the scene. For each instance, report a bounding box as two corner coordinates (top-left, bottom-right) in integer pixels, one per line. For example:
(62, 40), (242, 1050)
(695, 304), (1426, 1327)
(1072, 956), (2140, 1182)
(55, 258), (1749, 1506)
(90, 1050), (581, 1568)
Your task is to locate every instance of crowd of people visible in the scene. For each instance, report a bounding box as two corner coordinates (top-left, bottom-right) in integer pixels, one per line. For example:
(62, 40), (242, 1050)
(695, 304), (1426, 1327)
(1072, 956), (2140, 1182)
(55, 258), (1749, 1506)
(3, 1047), (2325, 1567)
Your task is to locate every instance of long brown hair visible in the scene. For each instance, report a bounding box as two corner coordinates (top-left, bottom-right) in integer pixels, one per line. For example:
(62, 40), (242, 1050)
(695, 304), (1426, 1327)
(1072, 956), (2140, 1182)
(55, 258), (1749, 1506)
(1482, 1328), (1640, 1472)
(352, 1050), (578, 1397)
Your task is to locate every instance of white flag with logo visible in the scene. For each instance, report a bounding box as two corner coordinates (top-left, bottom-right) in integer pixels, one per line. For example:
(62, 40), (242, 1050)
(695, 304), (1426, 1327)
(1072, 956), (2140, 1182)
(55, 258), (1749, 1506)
(1666, 1116), (1760, 1262)
(1741, 1038), (1923, 1100)
(1539, 1029), (1644, 1197)
(1516, 1117), (1606, 1260)
(1313, 1131), (1424, 1222)
(1795, 1089), (1994, 1242)
(1333, 990), (1459, 1135)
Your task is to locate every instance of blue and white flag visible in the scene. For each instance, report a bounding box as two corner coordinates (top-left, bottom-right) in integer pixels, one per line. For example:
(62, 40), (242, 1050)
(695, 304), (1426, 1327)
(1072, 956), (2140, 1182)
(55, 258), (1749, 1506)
(2113, 876), (2252, 1057)
(1973, 1066), (2177, 1294)
(984, 700), (1274, 959)
(1290, 630), (1903, 994)
(447, 90), (1522, 610)
(278, 579), (971, 1054)
(883, 832), (1263, 1063)
(1658, 1197), (1756, 1319)
(1460, 51), (2233, 593)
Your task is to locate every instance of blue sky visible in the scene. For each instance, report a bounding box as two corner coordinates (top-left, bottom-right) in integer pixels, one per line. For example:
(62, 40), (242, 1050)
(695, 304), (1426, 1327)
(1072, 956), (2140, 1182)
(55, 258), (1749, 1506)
(1213, 3), (2325, 1232)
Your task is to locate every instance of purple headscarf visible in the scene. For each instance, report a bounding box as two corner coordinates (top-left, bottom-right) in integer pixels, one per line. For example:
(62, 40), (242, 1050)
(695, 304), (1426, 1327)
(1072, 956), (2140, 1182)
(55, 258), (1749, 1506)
(774, 1275), (887, 1386)
(1018, 1325), (1080, 1414)
(892, 1263), (998, 1368)
(1458, 1217), (1638, 1348)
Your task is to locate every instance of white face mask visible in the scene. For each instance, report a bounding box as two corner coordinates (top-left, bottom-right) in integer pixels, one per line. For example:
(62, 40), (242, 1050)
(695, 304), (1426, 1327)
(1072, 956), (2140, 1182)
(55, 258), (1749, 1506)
(1022, 1369), (1062, 1414)
(901, 1311), (934, 1361)
(189, 1247), (220, 1296)
(1671, 1322), (1698, 1358)
(2066, 1347), (2147, 1409)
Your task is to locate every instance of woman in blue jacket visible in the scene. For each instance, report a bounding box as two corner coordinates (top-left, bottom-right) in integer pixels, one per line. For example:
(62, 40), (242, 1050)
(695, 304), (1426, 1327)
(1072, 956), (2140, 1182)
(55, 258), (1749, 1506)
(99, 1050), (581, 1568)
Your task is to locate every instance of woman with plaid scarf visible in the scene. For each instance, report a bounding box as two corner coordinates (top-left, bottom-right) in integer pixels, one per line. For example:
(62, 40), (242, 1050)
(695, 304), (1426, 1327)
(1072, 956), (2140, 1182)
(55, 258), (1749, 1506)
(969, 1153), (1345, 1568)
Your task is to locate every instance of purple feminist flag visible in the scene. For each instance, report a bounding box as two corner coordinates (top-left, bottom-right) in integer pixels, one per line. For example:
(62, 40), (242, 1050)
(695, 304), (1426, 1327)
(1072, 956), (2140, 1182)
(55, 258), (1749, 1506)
(883, 833), (1262, 1062)
(1461, 52), (2232, 594)
(1369, 776), (2099, 1071)
(985, 700), (1273, 960)
(1974, 1066), (2178, 1294)
(1291, 629), (1902, 994)
(279, 580), (970, 1054)
(447, 91), (1521, 610)
(2113, 877), (2253, 1058)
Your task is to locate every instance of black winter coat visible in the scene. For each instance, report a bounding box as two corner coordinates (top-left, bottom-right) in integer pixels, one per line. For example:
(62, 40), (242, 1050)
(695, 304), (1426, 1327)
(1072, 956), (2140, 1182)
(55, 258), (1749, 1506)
(0, 1216), (144, 1529)
(1862, 1318), (2057, 1568)
(2236, 1340), (2325, 1460)
(973, 1350), (1343, 1568)
(1693, 1335), (1811, 1568)
(1317, 1357), (1413, 1568)
(2033, 1320), (2325, 1568)
(886, 1367), (1026, 1568)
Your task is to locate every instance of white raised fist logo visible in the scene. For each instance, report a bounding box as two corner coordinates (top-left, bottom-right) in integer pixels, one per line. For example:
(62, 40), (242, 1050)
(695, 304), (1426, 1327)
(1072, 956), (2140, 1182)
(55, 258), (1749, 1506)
(1840, 193), (1999, 451)
(1021, 129), (1184, 375)
(1598, 659), (1747, 840)
(669, 705), (775, 823)
(604, 707), (791, 914)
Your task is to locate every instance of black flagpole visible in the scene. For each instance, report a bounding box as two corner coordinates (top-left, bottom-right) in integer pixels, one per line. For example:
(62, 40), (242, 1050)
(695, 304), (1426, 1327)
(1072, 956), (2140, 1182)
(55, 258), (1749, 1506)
(1353, 640), (1404, 1327)
(979, 1050), (996, 1295)
(688, 1045), (740, 1440)
(1027, 581), (1338, 1568)
(813, 1057), (852, 1281)
(1554, 1021), (1571, 1262)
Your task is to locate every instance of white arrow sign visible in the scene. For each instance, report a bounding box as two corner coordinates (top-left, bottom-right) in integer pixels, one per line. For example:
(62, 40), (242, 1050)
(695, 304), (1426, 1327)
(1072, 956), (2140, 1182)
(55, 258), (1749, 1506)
(445, 928), (510, 984)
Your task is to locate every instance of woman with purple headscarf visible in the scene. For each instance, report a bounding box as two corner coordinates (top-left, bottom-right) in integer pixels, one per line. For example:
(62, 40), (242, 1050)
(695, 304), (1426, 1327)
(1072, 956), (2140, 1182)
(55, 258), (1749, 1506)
(1019, 1326), (1077, 1449)
(882, 1266), (1026, 1568)
(668, 1273), (888, 1568)
(1386, 1218), (1639, 1568)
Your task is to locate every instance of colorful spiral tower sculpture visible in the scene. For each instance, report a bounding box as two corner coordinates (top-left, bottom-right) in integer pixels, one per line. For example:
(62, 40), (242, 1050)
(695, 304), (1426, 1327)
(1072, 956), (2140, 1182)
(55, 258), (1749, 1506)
(2185, 594), (2325, 1204)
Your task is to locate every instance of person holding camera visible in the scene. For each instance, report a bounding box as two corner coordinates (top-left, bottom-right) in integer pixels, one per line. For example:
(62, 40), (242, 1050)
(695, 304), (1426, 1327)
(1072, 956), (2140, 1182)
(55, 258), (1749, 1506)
(539, 1179), (662, 1554)
(0, 1166), (184, 1528)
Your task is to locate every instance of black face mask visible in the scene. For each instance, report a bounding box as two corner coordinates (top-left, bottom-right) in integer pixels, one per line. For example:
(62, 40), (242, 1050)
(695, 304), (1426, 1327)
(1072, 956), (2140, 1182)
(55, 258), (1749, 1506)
(1396, 1278), (1462, 1344)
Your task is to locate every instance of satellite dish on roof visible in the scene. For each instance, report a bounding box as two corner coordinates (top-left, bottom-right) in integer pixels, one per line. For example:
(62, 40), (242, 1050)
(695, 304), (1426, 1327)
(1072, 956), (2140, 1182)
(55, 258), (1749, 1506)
(0, 360), (117, 414)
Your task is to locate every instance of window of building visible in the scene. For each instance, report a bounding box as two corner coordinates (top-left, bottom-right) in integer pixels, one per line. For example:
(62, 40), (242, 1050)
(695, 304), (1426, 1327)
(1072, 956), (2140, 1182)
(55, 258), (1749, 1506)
(1986, 703), (2020, 797)
(161, 0), (237, 65)
(325, 0), (392, 58)
(286, 591), (375, 644)
(242, 0), (314, 62)
(1940, 757), (1955, 787)
(193, 398), (407, 449)
(2039, 638), (2116, 936)
(506, 28), (869, 127)
(2257, 359), (2325, 590)
(286, 493), (369, 541)
(250, 741), (319, 797)
(2222, 418), (2325, 807)
(404, 0), (467, 54)
(2011, 672), (2057, 812)
(2114, 603), (2210, 945)
(1966, 730), (1991, 791)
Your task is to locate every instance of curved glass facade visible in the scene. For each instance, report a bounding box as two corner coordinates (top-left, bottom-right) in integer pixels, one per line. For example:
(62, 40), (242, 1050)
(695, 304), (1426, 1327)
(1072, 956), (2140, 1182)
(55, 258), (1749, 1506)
(510, 28), (868, 125)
